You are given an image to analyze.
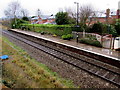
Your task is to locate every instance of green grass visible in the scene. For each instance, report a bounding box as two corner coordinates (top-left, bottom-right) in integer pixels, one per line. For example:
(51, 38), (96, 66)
(1, 36), (76, 88)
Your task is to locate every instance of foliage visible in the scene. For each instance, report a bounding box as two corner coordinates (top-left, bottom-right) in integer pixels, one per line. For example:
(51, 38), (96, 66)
(79, 35), (102, 47)
(79, 38), (102, 47)
(61, 34), (73, 40)
(55, 12), (70, 25)
(90, 23), (118, 37)
(72, 26), (82, 32)
(20, 24), (73, 36)
(72, 23), (89, 32)
(22, 16), (29, 21)
(115, 19), (120, 23)
(53, 34), (57, 37)
(90, 22), (103, 34)
(31, 16), (37, 18)
(115, 22), (120, 35)
(109, 25), (118, 37)
(85, 34), (97, 40)
(68, 16), (76, 24)
(79, 4), (94, 25)
(40, 31), (45, 35)
(12, 18), (28, 29)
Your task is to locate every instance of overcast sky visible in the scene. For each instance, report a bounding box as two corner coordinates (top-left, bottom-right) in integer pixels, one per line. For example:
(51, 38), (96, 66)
(0, 0), (120, 18)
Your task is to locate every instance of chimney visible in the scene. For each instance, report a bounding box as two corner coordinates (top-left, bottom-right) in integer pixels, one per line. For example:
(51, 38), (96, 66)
(117, 1), (120, 18)
(106, 8), (110, 18)
(117, 9), (120, 18)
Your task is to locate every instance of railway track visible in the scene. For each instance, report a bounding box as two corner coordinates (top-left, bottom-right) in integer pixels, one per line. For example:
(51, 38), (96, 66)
(3, 30), (120, 87)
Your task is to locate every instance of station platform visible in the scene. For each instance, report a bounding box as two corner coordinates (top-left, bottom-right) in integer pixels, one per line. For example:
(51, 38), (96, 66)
(9, 29), (119, 59)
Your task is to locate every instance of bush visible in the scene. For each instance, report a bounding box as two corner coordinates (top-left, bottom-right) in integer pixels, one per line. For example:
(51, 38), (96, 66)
(79, 38), (102, 47)
(55, 12), (70, 25)
(109, 25), (118, 37)
(40, 31), (45, 35)
(62, 34), (73, 40)
(22, 17), (29, 21)
(115, 22), (120, 35)
(20, 24), (72, 36)
(11, 18), (29, 29)
(90, 22), (103, 34)
(85, 34), (97, 40)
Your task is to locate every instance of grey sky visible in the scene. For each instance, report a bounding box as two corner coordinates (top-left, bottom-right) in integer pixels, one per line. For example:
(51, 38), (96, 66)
(0, 0), (120, 18)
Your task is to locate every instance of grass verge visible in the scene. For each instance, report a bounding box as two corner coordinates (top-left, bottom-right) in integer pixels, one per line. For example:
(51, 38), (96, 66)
(1, 36), (76, 88)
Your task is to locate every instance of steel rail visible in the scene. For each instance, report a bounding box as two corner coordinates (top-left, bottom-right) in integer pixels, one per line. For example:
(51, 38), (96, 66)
(3, 30), (120, 87)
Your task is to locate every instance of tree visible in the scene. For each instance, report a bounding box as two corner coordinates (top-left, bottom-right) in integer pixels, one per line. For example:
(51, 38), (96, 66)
(64, 7), (76, 24)
(4, 1), (22, 28)
(22, 16), (29, 21)
(108, 25), (118, 49)
(11, 18), (27, 29)
(4, 1), (21, 18)
(55, 12), (70, 25)
(21, 9), (29, 17)
(79, 4), (94, 26)
(109, 25), (118, 37)
(90, 22), (103, 34)
(115, 19), (120, 35)
(4, 1), (30, 28)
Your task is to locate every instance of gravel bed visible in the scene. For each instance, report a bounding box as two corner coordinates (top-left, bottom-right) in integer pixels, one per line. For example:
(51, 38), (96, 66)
(3, 33), (118, 88)
(12, 32), (120, 74)
(13, 32), (120, 73)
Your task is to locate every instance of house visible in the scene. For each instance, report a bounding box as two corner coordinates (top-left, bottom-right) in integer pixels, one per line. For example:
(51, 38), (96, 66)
(87, 9), (120, 25)
(31, 15), (56, 24)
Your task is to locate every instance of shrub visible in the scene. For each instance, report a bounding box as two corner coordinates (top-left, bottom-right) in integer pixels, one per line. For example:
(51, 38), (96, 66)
(115, 22), (120, 35)
(90, 22), (103, 34)
(22, 17), (29, 21)
(85, 34), (97, 40)
(62, 34), (73, 40)
(41, 31), (45, 35)
(109, 25), (118, 37)
(53, 34), (57, 37)
(79, 38), (102, 47)
(11, 18), (28, 29)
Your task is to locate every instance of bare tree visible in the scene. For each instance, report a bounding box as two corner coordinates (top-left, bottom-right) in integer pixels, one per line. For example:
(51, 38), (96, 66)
(64, 7), (76, 19)
(21, 9), (29, 17)
(4, 1), (21, 18)
(79, 4), (94, 26)
(64, 7), (77, 24)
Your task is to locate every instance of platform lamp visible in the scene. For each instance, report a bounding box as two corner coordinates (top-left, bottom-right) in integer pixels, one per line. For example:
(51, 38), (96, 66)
(74, 2), (79, 26)
(74, 2), (80, 43)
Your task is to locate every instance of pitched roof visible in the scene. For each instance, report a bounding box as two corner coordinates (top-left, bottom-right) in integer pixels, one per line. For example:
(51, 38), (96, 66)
(31, 15), (55, 20)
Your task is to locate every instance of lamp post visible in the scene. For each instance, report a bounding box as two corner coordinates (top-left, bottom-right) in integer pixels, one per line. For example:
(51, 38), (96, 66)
(74, 2), (79, 26)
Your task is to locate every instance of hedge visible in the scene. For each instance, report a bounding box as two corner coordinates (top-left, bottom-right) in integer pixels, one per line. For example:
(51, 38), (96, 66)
(20, 24), (73, 36)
